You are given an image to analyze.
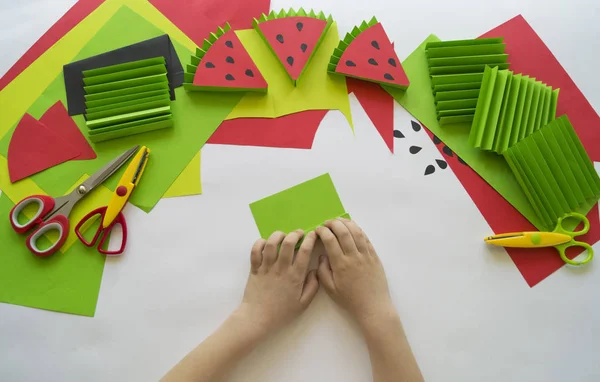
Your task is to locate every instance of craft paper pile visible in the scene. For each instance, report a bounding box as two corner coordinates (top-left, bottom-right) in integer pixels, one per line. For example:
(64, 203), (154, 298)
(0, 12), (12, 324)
(328, 17), (409, 89)
(253, 8), (333, 84)
(184, 23), (267, 92)
(425, 38), (508, 125)
(83, 57), (173, 142)
(250, 173), (349, 238)
(470, 66), (559, 154)
(504, 115), (600, 231)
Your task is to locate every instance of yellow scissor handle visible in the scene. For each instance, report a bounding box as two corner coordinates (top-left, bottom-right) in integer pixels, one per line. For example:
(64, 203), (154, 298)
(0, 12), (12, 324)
(553, 212), (590, 236)
(553, 213), (593, 266)
(555, 241), (594, 266)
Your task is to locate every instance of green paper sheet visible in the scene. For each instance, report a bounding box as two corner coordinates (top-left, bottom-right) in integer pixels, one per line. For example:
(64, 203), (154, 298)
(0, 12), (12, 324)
(0, 6), (242, 213)
(250, 173), (349, 238)
(0, 193), (105, 316)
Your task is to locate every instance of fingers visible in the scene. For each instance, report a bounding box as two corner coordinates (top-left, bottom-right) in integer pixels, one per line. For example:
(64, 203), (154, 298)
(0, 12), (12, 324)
(263, 231), (286, 267)
(339, 219), (369, 254)
(317, 255), (336, 295)
(294, 231), (316, 274)
(324, 219), (358, 255)
(315, 226), (344, 266)
(250, 238), (266, 273)
(366, 236), (378, 258)
(299, 270), (319, 307)
(277, 230), (305, 268)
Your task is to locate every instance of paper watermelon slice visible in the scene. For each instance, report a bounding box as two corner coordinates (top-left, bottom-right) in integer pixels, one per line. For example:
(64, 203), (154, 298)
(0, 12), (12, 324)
(328, 17), (409, 89)
(183, 23), (267, 92)
(253, 8), (333, 85)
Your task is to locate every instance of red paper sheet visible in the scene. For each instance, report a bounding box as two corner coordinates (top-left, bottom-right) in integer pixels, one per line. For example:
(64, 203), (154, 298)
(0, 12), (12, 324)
(149, 0), (271, 47)
(207, 111), (328, 149)
(0, 0), (103, 92)
(39, 101), (96, 160)
(347, 78), (394, 153)
(8, 114), (80, 182)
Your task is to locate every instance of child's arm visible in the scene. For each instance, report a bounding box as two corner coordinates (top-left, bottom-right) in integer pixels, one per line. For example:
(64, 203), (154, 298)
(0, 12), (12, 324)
(316, 219), (424, 382)
(161, 230), (319, 382)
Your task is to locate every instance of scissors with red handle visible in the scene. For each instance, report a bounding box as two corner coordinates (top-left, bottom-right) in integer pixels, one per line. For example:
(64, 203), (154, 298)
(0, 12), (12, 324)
(9, 146), (139, 257)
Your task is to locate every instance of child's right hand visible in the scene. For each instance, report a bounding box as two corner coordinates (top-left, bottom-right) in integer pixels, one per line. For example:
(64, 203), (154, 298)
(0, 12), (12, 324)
(316, 219), (397, 326)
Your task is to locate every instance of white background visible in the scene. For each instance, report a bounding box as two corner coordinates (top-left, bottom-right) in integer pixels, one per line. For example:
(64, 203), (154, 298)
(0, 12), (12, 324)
(1, 0), (599, 381)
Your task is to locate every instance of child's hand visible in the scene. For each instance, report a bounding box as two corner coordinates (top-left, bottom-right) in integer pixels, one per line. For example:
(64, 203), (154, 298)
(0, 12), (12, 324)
(316, 219), (395, 325)
(238, 230), (319, 334)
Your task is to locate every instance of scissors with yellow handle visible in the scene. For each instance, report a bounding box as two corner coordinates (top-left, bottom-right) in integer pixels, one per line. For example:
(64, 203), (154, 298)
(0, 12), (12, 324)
(485, 212), (594, 266)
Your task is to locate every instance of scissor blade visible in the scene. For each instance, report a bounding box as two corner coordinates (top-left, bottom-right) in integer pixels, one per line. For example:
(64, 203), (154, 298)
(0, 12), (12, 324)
(131, 148), (149, 185)
(81, 146), (140, 193)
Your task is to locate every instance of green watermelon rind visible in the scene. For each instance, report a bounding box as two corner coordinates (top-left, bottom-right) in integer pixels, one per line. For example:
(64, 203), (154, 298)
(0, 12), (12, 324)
(253, 8), (334, 85)
(183, 23), (268, 93)
(327, 16), (379, 73)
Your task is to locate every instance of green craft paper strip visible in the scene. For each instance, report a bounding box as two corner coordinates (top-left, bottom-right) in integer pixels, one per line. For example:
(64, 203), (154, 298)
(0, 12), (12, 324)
(85, 89), (168, 109)
(509, 75), (530, 147)
(533, 132), (578, 210)
(433, 82), (482, 93)
(440, 115), (474, 125)
(427, 54), (508, 67)
(429, 63), (509, 75)
(425, 38), (504, 49)
(554, 118), (594, 199)
(84, 73), (168, 94)
(85, 94), (170, 116)
(82, 56), (165, 77)
(517, 77), (536, 141)
(493, 73), (513, 153)
(435, 89), (480, 101)
(437, 108), (476, 117)
(182, 83), (268, 93)
(431, 72), (484, 86)
(469, 65), (497, 148)
(426, 44), (506, 59)
(249, 173), (348, 238)
(524, 81), (542, 138)
(436, 98), (478, 111)
(550, 89), (560, 120)
(0, 193), (105, 316)
(538, 85), (552, 128)
(89, 118), (173, 143)
(481, 69), (508, 150)
(559, 117), (600, 195)
(495, 73), (521, 153)
(0, 6), (243, 213)
(88, 114), (171, 135)
(84, 82), (169, 101)
(87, 105), (170, 129)
(83, 64), (167, 86)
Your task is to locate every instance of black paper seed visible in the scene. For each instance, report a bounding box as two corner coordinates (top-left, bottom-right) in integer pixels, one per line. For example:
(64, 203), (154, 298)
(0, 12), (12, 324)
(443, 145), (454, 157)
(287, 56), (294, 66)
(300, 43), (308, 53)
(388, 58), (397, 67)
(226, 56), (235, 64)
(225, 74), (235, 81)
(433, 135), (441, 144)
(371, 40), (380, 50)
(296, 22), (304, 31)
(393, 130), (404, 138)
(245, 69), (254, 77)
(409, 146), (422, 154)
(424, 165), (436, 176)
(368, 58), (378, 66)
(384, 73), (394, 81)
(205, 62), (215, 68)
(411, 121), (421, 132)
(346, 60), (356, 67)
(225, 40), (233, 48)
(276, 34), (284, 44)
(436, 159), (448, 169)
(458, 156), (468, 165)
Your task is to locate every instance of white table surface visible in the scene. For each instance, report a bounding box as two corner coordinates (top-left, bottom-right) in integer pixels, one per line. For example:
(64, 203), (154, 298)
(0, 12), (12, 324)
(1, 0), (599, 381)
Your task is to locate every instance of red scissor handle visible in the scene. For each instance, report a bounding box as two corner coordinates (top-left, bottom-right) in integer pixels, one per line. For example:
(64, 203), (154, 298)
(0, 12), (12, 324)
(75, 207), (128, 256)
(25, 214), (69, 257)
(9, 195), (55, 234)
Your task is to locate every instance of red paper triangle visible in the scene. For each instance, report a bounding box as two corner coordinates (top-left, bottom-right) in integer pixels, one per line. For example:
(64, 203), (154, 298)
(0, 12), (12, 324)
(8, 114), (80, 183)
(39, 101), (96, 160)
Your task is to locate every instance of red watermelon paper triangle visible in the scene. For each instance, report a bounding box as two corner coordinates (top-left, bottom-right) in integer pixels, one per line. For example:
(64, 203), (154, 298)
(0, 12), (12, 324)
(328, 17), (409, 89)
(183, 23), (267, 92)
(253, 8), (333, 84)
(7, 114), (80, 183)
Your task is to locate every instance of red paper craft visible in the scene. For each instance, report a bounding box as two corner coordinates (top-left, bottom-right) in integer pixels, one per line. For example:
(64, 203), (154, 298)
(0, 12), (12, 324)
(149, 0), (271, 47)
(39, 101), (96, 160)
(207, 110), (328, 149)
(347, 78), (394, 153)
(8, 114), (80, 183)
(0, 0), (102, 92)
(193, 29), (267, 90)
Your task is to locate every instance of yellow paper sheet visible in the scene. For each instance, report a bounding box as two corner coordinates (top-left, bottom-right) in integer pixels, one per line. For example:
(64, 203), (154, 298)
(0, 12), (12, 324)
(163, 151), (202, 198)
(226, 24), (353, 127)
